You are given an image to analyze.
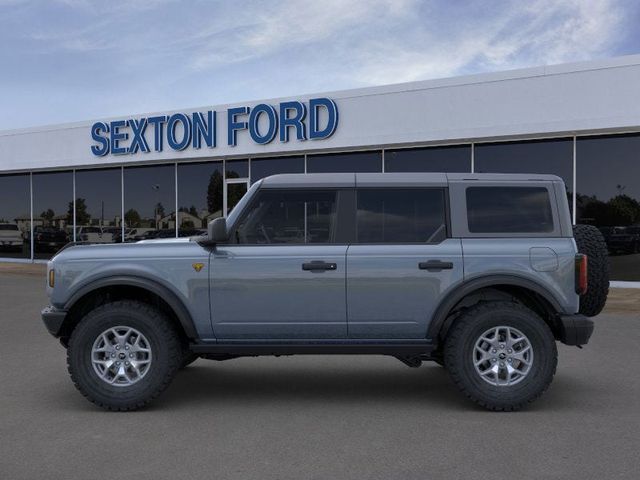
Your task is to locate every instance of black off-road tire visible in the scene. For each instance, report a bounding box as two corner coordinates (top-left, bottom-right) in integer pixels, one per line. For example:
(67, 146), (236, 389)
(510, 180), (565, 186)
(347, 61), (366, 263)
(573, 224), (609, 317)
(67, 300), (182, 411)
(444, 302), (557, 411)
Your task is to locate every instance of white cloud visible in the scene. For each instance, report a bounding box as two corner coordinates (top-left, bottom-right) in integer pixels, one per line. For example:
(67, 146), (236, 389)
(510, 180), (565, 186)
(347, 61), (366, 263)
(15, 0), (625, 81)
(344, 0), (624, 86)
(188, 0), (418, 71)
(0, 0), (631, 129)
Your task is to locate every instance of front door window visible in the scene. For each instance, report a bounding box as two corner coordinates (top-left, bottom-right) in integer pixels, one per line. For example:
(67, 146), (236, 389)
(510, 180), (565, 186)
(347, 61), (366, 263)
(232, 189), (338, 244)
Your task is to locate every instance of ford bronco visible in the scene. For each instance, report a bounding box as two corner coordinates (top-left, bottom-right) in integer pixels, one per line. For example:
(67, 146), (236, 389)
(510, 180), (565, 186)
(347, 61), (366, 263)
(41, 173), (609, 411)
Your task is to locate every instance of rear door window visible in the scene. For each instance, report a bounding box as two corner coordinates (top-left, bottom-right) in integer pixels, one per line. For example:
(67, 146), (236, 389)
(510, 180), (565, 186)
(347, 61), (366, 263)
(356, 188), (447, 243)
(466, 186), (554, 233)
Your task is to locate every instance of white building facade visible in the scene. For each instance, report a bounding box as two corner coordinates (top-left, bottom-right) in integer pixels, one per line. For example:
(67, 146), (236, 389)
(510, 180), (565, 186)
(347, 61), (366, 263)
(1, 55), (639, 284)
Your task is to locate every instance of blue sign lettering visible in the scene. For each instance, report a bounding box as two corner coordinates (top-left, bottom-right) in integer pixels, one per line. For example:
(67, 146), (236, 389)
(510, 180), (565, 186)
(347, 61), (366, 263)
(309, 98), (338, 140)
(249, 104), (278, 145)
(147, 116), (167, 152)
(192, 111), (216, 149)
(110, 120), (128, 155)
(90, 122), (110, 156)
(279, 101), (307, 142)
(127, 118), (149, 154)
(227, 106), (249, 147)
(167, 113), (192, 151)
(90, 98), (338, 156)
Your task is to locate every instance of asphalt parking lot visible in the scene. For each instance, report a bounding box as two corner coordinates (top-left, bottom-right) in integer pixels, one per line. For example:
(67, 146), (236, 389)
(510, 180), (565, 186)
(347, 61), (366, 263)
(1, 272), (639, 480)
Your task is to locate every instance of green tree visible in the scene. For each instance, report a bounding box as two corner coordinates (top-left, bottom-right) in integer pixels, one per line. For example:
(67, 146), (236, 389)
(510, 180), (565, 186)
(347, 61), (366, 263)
(155, 202), (165, 218)
(609, 195), (640, 225)
(124, 209), (141, 227)
(40, 209), (55, 225)
(207, 170), (223, 215)
(67, 198), (91, 226)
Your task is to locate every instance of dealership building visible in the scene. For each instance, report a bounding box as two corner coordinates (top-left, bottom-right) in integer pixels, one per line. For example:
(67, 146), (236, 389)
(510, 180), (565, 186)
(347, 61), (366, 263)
(1, 55), (639, 285)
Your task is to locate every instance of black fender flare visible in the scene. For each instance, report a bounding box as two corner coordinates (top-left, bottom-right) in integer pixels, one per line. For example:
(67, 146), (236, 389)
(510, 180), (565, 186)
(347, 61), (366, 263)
(63, 275), (198, 339)
(426, 274), (564, 341)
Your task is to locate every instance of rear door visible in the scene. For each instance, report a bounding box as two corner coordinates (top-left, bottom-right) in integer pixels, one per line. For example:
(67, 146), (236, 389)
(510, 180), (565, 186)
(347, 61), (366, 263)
(346, 186), (463, 338)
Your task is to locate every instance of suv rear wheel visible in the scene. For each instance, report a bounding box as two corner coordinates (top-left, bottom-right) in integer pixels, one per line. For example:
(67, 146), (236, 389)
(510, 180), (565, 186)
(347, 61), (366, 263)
(67, 300), (182, 411)
(444, 301), (557, 411)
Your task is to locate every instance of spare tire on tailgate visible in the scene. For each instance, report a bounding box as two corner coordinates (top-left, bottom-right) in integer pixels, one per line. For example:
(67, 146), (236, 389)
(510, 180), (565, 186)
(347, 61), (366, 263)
(573, 224), (609, 317)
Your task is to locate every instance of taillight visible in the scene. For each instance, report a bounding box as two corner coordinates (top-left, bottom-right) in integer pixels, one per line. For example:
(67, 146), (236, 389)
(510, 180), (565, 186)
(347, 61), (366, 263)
(575, 254), (588, 295)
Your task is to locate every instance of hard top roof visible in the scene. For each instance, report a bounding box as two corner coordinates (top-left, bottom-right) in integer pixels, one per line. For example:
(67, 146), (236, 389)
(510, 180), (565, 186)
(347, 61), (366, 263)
(260, 172), (563, 188)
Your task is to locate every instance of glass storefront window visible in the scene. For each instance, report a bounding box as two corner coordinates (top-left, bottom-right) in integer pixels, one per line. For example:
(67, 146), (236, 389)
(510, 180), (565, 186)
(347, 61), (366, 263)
(75, 168), (122, 243)
(177, 161), (223, 237)
(227, 182), (248, 215)
(475, 138), (574, 218)
(32, 171), (73, 259)
(226, 159), (248, 179)
(577, 133), (640, 281)
(385, 145), (471, 172)
(123, 165), (175, 242)
(1, 135), (637, 285)
(307, 151), (382, 173)
(0, 174), (31, 259)
(250, 156), (305, 183)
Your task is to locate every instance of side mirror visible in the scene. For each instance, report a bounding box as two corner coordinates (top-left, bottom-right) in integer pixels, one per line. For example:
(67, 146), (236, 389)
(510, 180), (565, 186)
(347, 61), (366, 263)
(208, 217), (228, 243)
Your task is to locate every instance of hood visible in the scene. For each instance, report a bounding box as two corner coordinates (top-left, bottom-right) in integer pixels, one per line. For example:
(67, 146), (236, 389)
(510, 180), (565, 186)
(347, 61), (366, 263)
(51, 237), (197, 263)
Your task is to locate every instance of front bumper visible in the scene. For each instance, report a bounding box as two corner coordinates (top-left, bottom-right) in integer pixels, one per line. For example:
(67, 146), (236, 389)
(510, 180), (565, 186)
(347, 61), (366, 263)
(558, 314), (594, 346)
(41, 306), (68, 337)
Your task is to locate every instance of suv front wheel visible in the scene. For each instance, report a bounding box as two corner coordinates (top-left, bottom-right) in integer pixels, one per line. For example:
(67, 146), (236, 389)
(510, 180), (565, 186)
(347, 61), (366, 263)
(444, 301), (557, 411)
(67, 300), (182, 411)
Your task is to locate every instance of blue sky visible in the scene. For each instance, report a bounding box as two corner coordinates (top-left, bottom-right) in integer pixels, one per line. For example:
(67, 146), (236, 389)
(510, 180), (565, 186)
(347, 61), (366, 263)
(0, 0), (639, 130)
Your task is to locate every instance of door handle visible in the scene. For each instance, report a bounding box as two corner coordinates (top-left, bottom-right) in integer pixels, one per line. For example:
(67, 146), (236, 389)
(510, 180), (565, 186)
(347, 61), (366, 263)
(419, 260), (454, 271)
(302, 261), (337, 272)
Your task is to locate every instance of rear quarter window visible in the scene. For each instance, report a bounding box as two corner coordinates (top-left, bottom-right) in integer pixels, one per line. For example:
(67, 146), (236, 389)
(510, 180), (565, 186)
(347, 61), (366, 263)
(466, 186), (554, 233)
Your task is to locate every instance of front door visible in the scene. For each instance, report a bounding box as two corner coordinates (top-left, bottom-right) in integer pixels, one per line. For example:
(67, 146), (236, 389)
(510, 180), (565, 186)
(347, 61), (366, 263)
(346, 187), (464, 338)
(210, 188), (348, 339)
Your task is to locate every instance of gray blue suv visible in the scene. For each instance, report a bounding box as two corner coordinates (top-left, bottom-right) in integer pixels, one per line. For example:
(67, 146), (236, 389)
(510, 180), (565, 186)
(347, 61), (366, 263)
(41, 173), (609, 411)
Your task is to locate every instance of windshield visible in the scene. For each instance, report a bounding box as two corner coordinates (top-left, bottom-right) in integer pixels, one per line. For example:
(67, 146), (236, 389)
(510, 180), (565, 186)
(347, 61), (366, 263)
(226, 180), (262, 229)
(0, 224), (19, 231)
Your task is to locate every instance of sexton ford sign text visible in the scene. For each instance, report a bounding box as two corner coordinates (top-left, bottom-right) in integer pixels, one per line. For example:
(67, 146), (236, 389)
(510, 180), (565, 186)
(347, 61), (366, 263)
(90, 98), (338, 156)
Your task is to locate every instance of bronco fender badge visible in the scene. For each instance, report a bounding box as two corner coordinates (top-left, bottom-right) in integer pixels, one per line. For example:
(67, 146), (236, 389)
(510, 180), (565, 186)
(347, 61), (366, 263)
(192, 263), (204, 272)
